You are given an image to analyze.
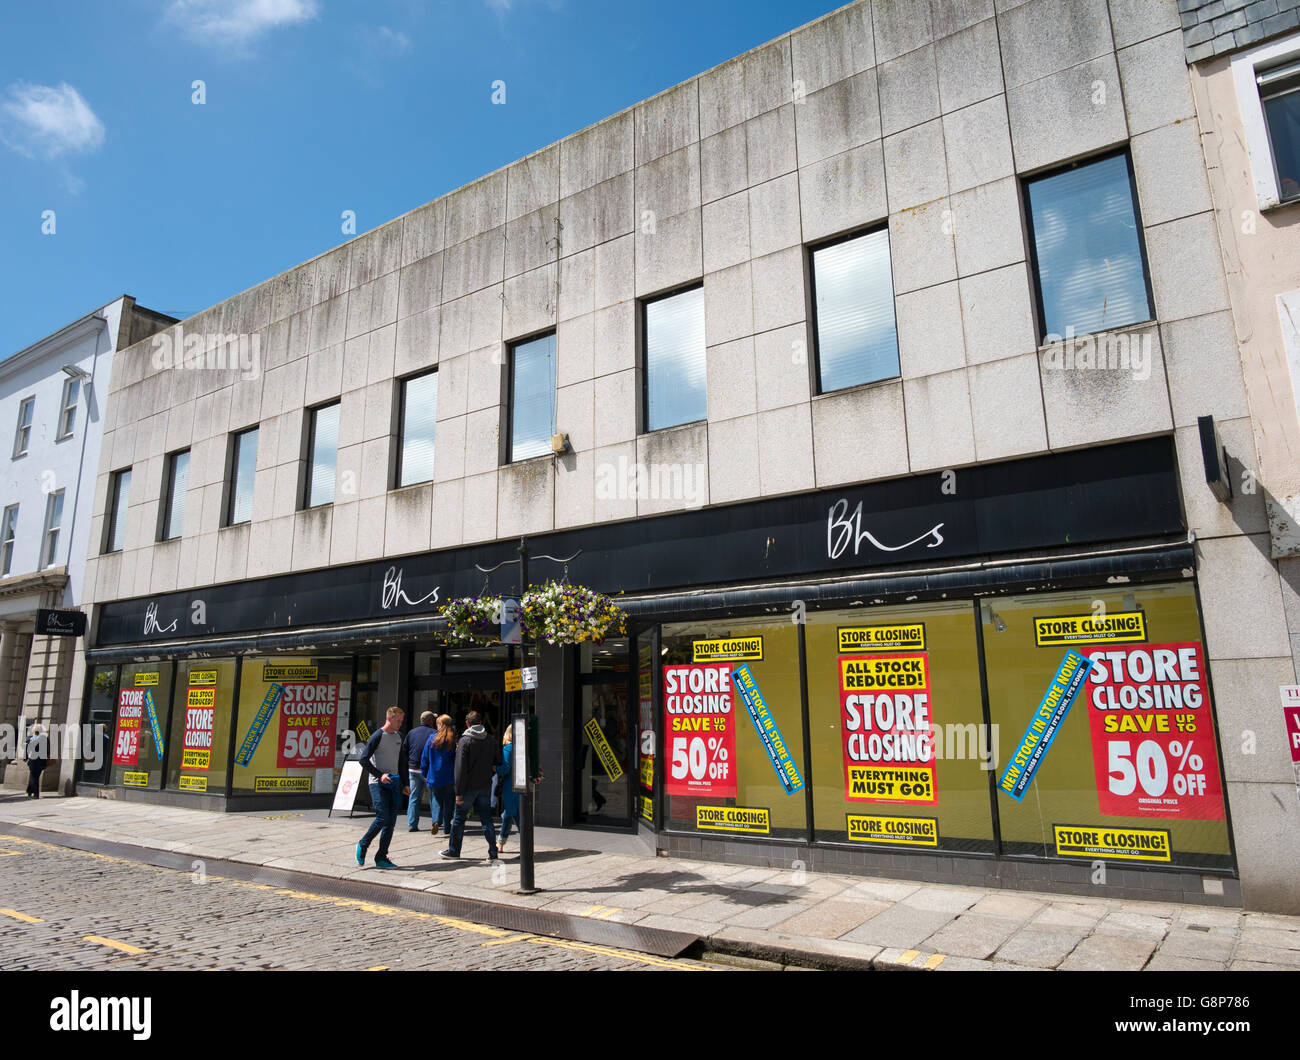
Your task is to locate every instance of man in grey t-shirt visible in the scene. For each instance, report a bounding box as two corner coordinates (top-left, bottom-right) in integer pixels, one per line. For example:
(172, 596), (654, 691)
(355, 706), (409, 869)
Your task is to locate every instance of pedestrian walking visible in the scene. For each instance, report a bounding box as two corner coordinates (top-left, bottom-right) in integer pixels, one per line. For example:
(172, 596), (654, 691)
(419, 714), (457, 836)
(355, 706), (408, 870)
(496, 726), (520, 855)
(439, 710), (502, 864)
(25, 724), (47, 799)
(403, 710), (437, 832)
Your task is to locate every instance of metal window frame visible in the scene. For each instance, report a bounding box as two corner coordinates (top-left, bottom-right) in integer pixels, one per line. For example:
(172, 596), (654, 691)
(638, 281), (706, 434)
(395, 367), (438, 488)
(1022, 147), (1156, 344)
(104, 467), (132, 554)
(504, 329), (557, 465)
(159, 449), (190, 542)
(301, 400), (341, 509)
(806, 223), (900, 397)
(223, 426), (259, 527)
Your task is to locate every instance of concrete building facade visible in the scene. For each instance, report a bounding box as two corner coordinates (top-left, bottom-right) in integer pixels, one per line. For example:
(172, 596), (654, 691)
(66, 0), (1300, 912)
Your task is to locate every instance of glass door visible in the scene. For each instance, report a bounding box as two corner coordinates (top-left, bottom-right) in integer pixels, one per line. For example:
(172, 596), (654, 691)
(574, 638), (634, 827)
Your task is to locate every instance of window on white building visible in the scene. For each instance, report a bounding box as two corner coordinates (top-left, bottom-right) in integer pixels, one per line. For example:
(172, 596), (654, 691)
(1, 505), (17, 575)
(1232, 33), (1300, 210)
(41, 489), (64, 568)
(13, 397), (34, 458)
(57, 377), (80, 440)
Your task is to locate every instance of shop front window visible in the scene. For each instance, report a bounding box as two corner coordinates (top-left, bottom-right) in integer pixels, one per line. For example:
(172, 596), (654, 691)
(109, 662), (175, 790)
(662, 617), (808, 840)
(806, 601), (995, 852)
(165, 658), (237, 796)
(984, 582), (1231, 869)
(231, 656), (355, 796)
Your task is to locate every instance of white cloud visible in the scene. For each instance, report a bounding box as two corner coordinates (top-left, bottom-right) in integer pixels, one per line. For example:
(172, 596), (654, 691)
(0, 82), (105, 159)
(165, 0), (319, 46)
(373, 26), (411, 54)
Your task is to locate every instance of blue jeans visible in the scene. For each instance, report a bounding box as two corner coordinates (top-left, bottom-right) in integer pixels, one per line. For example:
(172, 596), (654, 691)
(499, 814), (517, 845)
(360, 780), (398, 862)
(447, 787), (496, 858)
(431, 785), (455, 832)
(406, 770), (427, 830)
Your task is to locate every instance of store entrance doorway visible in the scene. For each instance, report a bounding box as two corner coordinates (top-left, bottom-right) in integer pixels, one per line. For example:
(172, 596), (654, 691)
(410, 644), (531, 743)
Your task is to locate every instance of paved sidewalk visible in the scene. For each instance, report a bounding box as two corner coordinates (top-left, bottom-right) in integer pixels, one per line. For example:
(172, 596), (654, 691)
(2, 795), (1297, 971)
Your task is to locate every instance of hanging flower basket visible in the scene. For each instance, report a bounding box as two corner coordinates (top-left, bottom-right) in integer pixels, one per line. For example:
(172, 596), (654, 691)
(440, 596), (504, 645)
(522, 582), (626, 645)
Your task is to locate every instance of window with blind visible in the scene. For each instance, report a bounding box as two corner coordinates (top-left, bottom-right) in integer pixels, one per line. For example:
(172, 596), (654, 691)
(810, 228), (900, 393)
(1025, 151), (1153, 340)
(305, 402), (340, 507)
(105, 468), (131, 553)
(398, 370), (438, 485)
(227, 427), (258, 525)
(509, 333), (556, 462)
(161, 450), (189, 540)
(644, 285), (706, 431)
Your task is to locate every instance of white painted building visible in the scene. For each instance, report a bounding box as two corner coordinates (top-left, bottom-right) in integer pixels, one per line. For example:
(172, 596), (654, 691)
(0, 297), (173, 789)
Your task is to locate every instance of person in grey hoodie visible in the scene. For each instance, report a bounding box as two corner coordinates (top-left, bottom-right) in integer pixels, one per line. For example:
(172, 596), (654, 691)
(355, 706), (409, 869)
(439, 710), (503, 864)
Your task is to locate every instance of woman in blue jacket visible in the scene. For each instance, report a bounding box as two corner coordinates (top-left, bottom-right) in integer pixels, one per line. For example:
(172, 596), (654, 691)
(419, 714), (457, 836)
(496, 727), (520, 854)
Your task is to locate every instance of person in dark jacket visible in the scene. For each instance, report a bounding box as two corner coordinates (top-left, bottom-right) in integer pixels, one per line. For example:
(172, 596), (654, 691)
(403, 710), (437, 833)
(419, 714), (457, 836)
(25, 724), (47, 799)
(439, 711), (502, 863)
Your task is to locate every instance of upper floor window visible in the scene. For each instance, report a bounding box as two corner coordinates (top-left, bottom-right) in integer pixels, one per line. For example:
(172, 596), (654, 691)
(13, 397), (33, 458)
(57, 377), (80, 440)
(643, 286), (705, 431)
(305, 402), (340, 507)
(1259, 59), (1300, 204)
(1232, 35), (1300, 210)
(105, 468), (131, 553)
(810, 228), (900, 393)
(1024, 151), (1152, 340)
(2, 505), (17, 575)
(508, 333), (556, 462)
(226, 427), (258, 526)
(41, 489), (64, 568)
(397, 370), (438, 486)
(160, 450), (189, 541)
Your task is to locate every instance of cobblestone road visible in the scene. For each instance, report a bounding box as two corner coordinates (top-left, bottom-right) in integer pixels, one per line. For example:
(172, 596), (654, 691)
(0, 833), (710, 971)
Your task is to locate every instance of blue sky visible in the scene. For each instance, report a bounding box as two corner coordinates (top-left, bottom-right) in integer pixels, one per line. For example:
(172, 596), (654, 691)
(0, 0), (843, 353)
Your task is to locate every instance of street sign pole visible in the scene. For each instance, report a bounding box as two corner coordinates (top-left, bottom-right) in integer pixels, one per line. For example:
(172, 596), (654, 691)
(473, 535), (581, 896)
(518, 538), (537, 894)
